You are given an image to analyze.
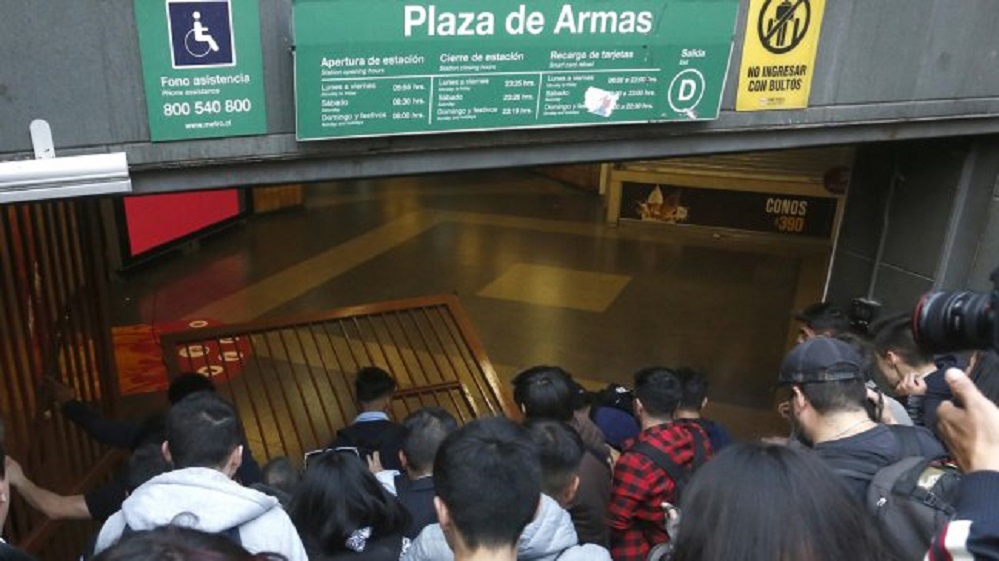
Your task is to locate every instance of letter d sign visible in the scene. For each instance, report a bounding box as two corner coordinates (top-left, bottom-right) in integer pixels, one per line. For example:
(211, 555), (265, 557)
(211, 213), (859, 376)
(668, 69), (706, 115)
(678, 79), (697, 101)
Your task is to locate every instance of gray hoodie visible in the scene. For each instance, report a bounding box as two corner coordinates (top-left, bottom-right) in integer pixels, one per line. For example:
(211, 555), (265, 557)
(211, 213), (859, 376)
(403, 494), (611, 561)
(93, 467), (307, 561)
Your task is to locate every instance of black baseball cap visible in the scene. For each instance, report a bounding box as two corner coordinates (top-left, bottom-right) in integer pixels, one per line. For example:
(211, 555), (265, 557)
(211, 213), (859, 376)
(777, 337), (864, 386)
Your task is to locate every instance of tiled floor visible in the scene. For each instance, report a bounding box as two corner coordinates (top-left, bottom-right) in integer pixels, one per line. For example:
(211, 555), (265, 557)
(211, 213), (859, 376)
(478, 264), (632, 312)
(111, 169), (811, 440)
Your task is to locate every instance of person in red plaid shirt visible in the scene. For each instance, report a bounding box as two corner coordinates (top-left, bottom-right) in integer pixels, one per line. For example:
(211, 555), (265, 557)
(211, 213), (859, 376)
(607, 367), (712, 561)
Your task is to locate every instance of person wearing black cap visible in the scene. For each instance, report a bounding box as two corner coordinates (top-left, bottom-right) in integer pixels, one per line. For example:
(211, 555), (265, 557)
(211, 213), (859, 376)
(775, 337), (946, 502)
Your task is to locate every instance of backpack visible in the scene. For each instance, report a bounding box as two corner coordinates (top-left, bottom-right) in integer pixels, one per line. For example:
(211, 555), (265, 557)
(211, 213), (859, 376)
(840, 426), (960, 561)
(631, 427), (709, 501)
(631, 429), (709, 561)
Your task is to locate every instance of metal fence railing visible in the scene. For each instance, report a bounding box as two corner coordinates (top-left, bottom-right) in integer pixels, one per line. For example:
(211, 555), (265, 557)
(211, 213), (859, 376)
(160, 295), (514, 465)
(1, 199), (121, 559)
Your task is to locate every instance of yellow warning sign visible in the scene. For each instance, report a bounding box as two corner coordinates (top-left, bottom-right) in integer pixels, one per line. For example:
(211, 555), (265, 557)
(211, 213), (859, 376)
(736, 0), (825, 111)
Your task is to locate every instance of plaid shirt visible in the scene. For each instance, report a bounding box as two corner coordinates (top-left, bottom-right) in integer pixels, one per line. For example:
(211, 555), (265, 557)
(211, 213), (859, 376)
(608, 420), (712, 561)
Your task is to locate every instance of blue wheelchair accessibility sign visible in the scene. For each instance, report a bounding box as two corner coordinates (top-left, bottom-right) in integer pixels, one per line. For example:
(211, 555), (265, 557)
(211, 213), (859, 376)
(167, 0), (236, 68)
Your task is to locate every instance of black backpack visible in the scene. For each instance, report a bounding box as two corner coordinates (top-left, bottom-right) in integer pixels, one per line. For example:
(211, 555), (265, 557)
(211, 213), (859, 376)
(838, 426), (960, 561)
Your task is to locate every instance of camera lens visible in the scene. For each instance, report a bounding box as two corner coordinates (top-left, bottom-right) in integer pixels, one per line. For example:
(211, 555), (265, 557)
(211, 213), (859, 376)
(913, 290), (994, 352)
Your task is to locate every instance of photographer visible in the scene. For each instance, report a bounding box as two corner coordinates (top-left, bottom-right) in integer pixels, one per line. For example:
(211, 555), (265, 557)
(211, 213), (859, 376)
(775, 337), (946, 501)
(926, 368), (999, 559)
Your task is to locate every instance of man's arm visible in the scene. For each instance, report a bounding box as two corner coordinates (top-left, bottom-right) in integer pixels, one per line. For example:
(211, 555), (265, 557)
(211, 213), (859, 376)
(60, 399), (142, 450)
(4, 457), (91, 520)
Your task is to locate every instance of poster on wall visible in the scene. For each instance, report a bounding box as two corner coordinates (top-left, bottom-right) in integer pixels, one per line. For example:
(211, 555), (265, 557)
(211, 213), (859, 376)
(134, 0), (268, 141)
(293, 0), (740, 141)
(619, 182), (838, 238)
(735, 0), (826, 111)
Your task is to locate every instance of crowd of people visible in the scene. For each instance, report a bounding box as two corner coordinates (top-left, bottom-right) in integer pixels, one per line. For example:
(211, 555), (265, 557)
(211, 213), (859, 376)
(2, 305), (999, 561)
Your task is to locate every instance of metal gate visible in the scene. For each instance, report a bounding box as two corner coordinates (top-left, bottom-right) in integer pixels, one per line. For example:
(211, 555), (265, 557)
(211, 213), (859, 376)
(1, 199), (120, 559)
(160, 295), (514, 464)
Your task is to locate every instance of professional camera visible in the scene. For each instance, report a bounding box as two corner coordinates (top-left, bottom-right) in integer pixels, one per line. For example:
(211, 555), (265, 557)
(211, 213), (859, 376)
(912, 268), (999, 353)
(848, 297), (882, 336)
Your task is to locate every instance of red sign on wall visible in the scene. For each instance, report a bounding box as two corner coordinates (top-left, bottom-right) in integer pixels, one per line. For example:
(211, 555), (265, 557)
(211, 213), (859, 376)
(124, 190), (242, 256)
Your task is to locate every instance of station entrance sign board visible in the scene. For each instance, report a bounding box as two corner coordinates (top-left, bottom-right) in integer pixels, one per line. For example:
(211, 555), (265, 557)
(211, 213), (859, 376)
(293, 0), (740, 140)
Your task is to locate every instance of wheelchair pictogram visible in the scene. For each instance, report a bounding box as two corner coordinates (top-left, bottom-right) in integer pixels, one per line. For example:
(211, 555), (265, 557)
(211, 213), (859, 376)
(167, 0), (235, 68)
(184, 11), (221, 58)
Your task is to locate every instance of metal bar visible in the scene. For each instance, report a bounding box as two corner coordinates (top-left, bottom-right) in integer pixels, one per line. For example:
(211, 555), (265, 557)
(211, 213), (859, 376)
(351, 317), (377, 366)
(386, 311), (428, 408)
(393, 310), (432, 387)
(319, 321), (354, 426)
(338, 320), (364, 382)
(37, 202), (88, 476)
(232, 333), (273, 462)
(245, 331), (289, 459)
(277, 328), (320, 448)
(260, 329), (305, 457)
(435, 306), (495, 416)
(420, 306), (464, 391)
(411, 307), (464, 414)
(363, 315), (394, 376)
(158, 295), (462, 345)
(393, 382), (463, 398)
(56, 203), (104, 464)
(443, 297), (516, 416)
(303, 322), (337, 433)
(0, 207), (39, 449)
(64, 203), (101, 413)
(80, 198), (121, 419)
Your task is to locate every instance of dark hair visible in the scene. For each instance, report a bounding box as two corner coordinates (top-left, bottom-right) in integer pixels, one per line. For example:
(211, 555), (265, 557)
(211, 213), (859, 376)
(434, 416), (541, 551)
(126, 443), (172, 491)
(289, 449), (409, 555)
(355, 367), (396, 403)
(167, 373), (217, 405)
(871, 315), (933, 366)
(676, 368), (709, 411)
(593, 383), (635, 414)
(401, 407), (458, 474)
(166, 392), (242, 469)
(672, 442), (895, 561)
(796, 302), (849, 336)
(511, 366), (575, 422)
(262, 457), (299, 496)
(797, 378), (868, 415)
(92, 525), (284, 561)
(524, 419), (584, 499)
(633, 367), (683, 418)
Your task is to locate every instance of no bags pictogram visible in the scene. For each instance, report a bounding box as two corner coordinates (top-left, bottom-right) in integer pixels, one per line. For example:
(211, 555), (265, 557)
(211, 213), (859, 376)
(757, 0), (810, 54)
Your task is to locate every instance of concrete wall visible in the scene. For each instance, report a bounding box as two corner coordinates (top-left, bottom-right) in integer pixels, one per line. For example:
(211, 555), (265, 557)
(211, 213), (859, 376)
(828, 136), (999, 318)
(2, 1), (999, 193)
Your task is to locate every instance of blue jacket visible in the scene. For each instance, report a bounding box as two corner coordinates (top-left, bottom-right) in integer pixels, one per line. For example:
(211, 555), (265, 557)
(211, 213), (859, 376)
(927, 471), (999, 560)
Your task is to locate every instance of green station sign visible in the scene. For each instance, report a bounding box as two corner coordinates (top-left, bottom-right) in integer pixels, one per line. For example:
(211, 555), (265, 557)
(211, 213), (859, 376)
(293, 0), (740, 141)
(134, 0), (267, 141)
